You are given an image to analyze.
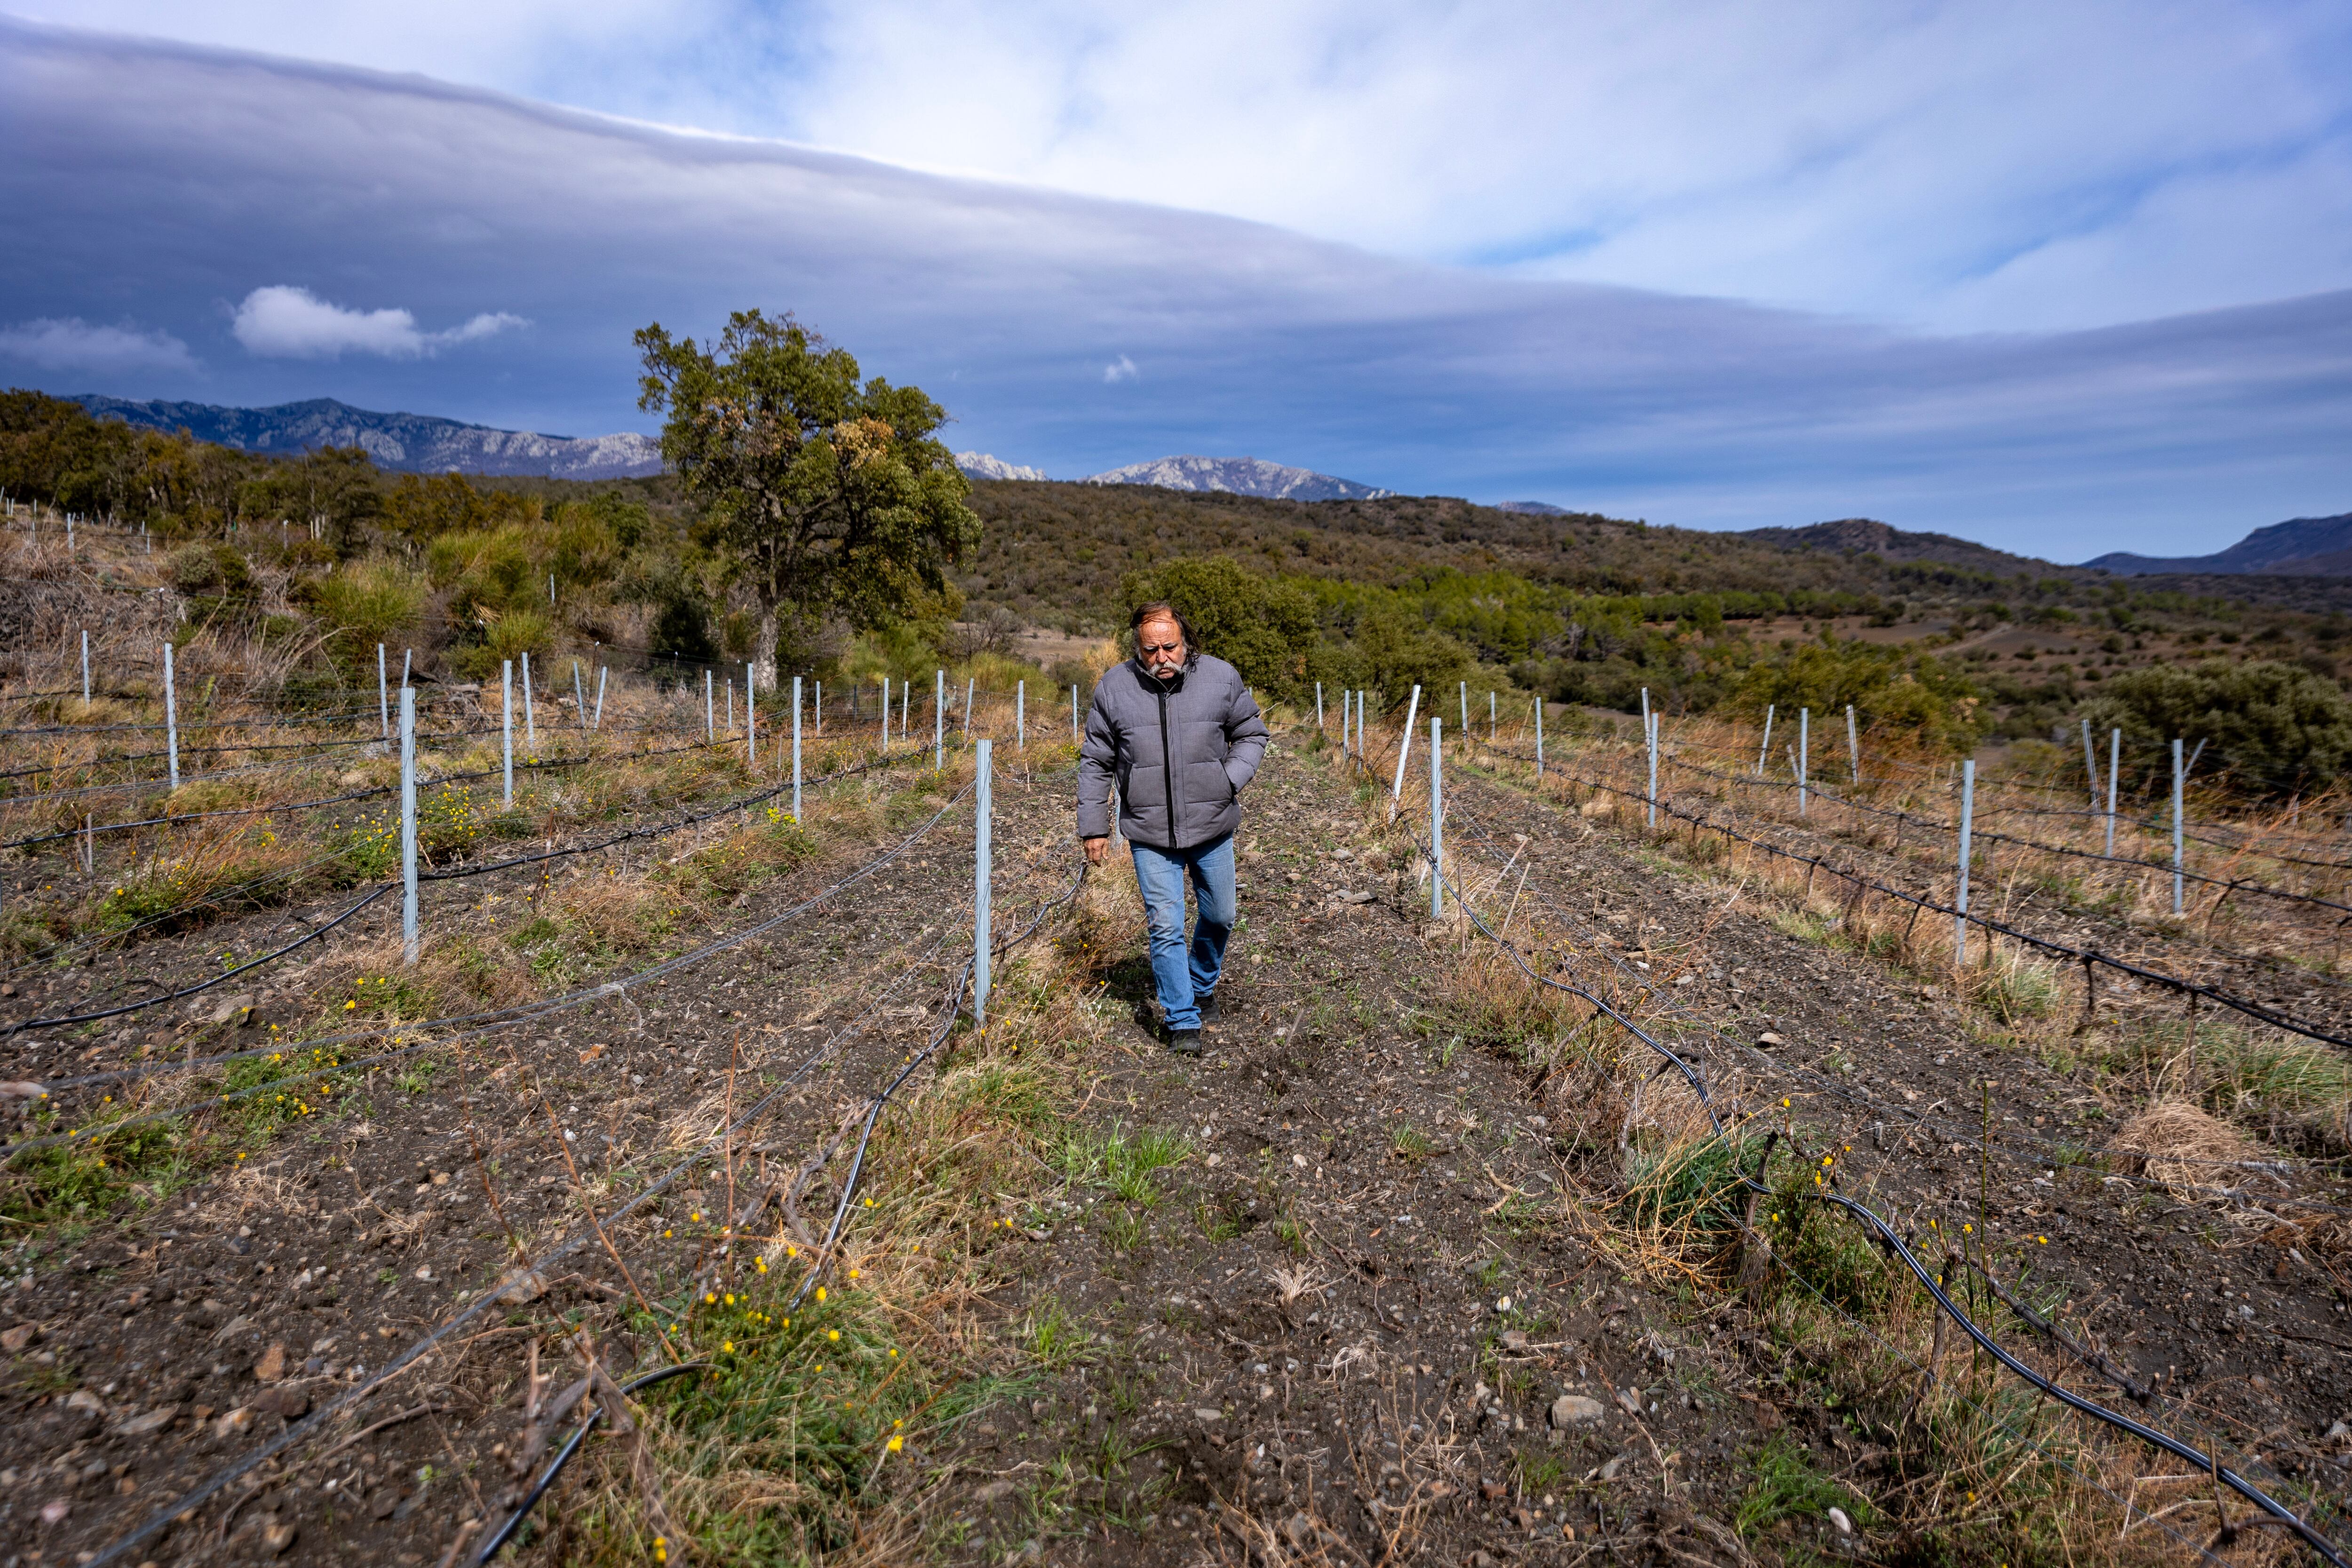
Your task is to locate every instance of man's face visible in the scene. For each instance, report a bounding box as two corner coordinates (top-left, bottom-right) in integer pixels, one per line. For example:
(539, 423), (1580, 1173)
(1138, 616), (1186, 680)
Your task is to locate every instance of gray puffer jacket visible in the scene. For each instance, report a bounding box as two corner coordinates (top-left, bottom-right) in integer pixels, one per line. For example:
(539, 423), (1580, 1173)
(1077, 653), (1270, 850)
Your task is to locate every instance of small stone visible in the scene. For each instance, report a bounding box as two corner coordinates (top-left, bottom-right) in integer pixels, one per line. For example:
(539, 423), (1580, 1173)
(40, 1499), (69, 1527)
(114, 1405), (179, 1438)
(974, 1480), (1017, 1505)
(205, 993), (257, 1026)
(1828, 1506), (1853, 1535)
(1479, 1478), (1507, 1501)
(1549, 1394), (1605, 1428)
(1193, 1408), (1224, 1424)
(262, 1515), (299, 1554)
(1501, 1329), (1529, 1351)
(253, 1343), (286, 1383)
(1757, 1032), (1786, 1049)
(214, 1407), (254, 1438)
(0, 1323), (34, 1351)
(66, 1389), (104, 1414)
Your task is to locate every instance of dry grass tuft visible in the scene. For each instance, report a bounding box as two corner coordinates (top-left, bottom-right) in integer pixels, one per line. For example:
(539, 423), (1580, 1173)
(2108, 1100), (2260, 1197)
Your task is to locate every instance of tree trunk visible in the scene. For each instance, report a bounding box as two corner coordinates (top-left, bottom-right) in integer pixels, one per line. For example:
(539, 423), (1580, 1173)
(754, 604), (780, 689)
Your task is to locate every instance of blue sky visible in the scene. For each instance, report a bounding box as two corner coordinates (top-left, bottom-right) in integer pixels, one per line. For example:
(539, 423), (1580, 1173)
(1, 3), (2349, 557)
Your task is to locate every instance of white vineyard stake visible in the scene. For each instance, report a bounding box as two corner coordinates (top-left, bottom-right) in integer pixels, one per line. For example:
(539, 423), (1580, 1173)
(1798, 708), (1810, 817)
(1430, 717), (1445, 920)
(975, 740), (993, 1032)
(2172, 738), (2185, 915)
(520, 651), (537, 749)
(1955, 758), (1975, 968)
(163, 642), (179, 789)
(400, 687), (419, 966)
(501, 660), (514, 806)
(1387, 685), (1422, 820)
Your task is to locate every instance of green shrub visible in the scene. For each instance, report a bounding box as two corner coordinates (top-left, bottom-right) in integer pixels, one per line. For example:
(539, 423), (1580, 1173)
(308, 558), (426, 661)
(1733, 634), (1981, 752)
(1121, 556), (1320, 702)
(2081, 659), (2352, 796)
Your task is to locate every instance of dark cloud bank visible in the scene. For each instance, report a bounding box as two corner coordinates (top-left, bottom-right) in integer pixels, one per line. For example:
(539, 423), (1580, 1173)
(1, 16), (2347, 557)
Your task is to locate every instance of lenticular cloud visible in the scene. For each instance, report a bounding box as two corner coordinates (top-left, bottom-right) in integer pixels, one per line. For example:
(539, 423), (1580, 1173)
(230, 286), (526, 359)
(0, 315), (195, 373)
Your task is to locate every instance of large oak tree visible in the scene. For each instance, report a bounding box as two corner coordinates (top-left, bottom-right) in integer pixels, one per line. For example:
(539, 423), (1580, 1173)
(635, 310), (980, 683)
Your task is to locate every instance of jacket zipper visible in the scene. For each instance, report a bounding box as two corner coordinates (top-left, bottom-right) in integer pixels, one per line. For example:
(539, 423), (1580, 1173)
(1156, 682), (1176, 848)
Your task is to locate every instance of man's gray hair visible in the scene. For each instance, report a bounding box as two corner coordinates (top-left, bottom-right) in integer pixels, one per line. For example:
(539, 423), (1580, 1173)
(1128, 600), (1197, 653)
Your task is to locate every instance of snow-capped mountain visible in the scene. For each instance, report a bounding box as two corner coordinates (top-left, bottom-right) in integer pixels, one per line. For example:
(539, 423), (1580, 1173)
(72, 395), (664, 479)
(1082, 455), (1392, 501)
(954, 451), (1049, 481)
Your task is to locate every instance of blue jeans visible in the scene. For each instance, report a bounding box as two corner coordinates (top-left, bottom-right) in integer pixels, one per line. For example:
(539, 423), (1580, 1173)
(1130, 833), (1236, 1032)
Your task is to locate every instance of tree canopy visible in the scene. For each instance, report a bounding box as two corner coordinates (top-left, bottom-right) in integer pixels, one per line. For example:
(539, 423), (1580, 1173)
(635, 310), (980, 681)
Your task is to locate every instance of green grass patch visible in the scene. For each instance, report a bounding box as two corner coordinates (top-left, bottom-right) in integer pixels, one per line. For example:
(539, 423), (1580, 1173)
(1735, 1435), (1872, 1539)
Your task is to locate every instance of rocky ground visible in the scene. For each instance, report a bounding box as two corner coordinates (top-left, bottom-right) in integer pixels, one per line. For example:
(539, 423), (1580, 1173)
(7, 722), (2352, 1568)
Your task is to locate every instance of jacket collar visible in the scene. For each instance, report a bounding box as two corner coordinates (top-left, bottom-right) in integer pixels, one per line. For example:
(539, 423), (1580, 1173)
(1130, 651), (1196, 692)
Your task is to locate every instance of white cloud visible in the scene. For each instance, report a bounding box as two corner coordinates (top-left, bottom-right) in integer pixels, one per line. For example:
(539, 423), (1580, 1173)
(1102, 354), (1138, 384)
(229, 285), (527, 358)
(11, 1), (2351, 333)
(0, 316), (195, 373)
(6, 19), (2348, 560)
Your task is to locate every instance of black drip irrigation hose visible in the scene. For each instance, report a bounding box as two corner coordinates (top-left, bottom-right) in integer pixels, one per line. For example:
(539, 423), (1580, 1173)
(1, 844), (361, 981)
(71, 914), (951, 1568)
(4, 744), (941, 1048)
(1500, 749), (2352, 1054)
(474, 857), (1087, 1560)
(1650, 747), (2352, 915)
(1543, 739), (2352, 1005)
(473, 1364), (711, 1563)
(0, 731), (399, 784)
(1654, 732), (2352, 874)
(0, 884), (394, 1039)
(1435, 791), (2340, 1210)
(1375, 751), (2352, 1565)
(0, 707), (374, 739)
(64, 786), (1009, 1568)
(1, 730), (715, 850)
(6, 777), (982, 1154)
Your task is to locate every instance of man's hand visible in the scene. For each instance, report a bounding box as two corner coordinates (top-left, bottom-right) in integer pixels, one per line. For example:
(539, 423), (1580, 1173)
(1083, 836), (1109, 867)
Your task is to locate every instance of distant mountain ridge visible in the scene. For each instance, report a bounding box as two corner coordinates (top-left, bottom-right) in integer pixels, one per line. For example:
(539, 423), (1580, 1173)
(2082, 513), (2352, 577)
(72, 395), (664, 480)
(1081, 455), (1393, 501)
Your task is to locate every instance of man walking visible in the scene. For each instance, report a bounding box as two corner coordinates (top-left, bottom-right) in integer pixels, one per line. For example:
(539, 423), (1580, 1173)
(1078, 602), (1270, 1054)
